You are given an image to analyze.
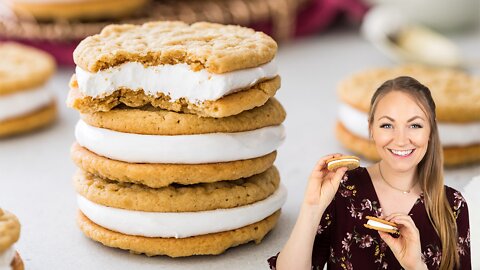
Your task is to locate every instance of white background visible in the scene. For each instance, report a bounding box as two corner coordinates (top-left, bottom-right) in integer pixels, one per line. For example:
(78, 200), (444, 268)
(1, 26), (479, 269)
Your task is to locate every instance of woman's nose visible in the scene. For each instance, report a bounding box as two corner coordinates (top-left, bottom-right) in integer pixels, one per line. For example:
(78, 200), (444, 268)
(394, 127), (410, 146)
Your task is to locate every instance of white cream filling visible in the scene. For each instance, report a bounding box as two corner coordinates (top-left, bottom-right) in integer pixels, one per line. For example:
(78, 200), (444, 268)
(0, 246), (15, 270)
(77, 185), (287, 238)
(75, 120), (285, 164)
(367, 219), (396, 230)
(0, 83), (53, 121)
(338, 102), (480, 146)
(75, 60), (278, 103)
(328, 159), (359, 166)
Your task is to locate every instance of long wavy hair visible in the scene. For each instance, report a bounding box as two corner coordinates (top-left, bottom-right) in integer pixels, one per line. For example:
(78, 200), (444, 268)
(368, 76), (459, 269)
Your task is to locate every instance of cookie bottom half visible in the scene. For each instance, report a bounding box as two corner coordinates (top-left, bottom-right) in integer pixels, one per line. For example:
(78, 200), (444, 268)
(0, 101), (56, 138)
(77, 210), (280, 257)
(68, 76), (280, 118)
(336, 122), (480, 166)
(71, 142), (277, 188)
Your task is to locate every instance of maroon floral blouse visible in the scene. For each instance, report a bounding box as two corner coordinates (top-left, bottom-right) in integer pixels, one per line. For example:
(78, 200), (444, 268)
(268, 167), (471, 270)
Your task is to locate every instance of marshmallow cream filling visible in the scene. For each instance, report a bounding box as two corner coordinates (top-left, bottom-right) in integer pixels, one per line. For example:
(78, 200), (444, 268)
(77, 185), (287, 238)
(339, 103), (480, 146)
(75, 120), (285, 164)
(0, 84), (53, 121)
(328, 159), (359, 166)
(0, 246), (15, 270)
(367, 219), (396, 230)
(75, 59), (278, 103)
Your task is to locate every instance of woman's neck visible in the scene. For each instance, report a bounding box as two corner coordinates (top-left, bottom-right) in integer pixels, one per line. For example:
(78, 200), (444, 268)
(378, 160), (418, 191)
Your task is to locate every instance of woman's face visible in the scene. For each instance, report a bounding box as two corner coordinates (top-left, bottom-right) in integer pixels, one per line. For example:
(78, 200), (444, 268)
(370, 91), (431, 172)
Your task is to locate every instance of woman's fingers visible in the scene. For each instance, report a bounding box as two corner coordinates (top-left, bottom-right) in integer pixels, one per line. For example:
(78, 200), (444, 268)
(331, 167), (348, 186)
(391, 215), (416, 227)
(378, 231), (397, 250)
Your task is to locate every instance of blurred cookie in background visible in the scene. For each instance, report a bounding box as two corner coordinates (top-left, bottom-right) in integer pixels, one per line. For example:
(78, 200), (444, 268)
(0, 208), (23, 270)
(3, 0), (150, 21)
(336, 65), (480, 166)
(0, 0), (315, 65)
(0, 42), (57, 138)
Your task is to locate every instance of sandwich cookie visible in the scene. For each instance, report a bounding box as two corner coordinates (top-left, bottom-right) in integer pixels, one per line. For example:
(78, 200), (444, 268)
(0, 209), (24, 270)
(5, 0), (149, 21)
(68, 21), (280, 118)
(0, 42), (56, 137)
(337, 65), (480, 166)
(75, 167), (286, 257)
(71, 98), (286, 188)
(326, 156), (360, 171)
(364, 216), (399, 234)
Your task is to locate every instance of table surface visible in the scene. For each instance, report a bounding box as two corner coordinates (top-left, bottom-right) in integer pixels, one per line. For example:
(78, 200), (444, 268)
(1, 26), (479, 270)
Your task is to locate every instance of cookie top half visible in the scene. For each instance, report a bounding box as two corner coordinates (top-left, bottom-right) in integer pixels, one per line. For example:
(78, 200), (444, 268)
(0, 208), (20, 253)
(73, 21), (277, 73)
(338, 65), (480, 122)
(0, 42), (56, 95)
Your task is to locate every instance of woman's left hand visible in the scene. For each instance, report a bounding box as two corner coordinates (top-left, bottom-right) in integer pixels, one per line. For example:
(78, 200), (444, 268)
(378, 213), (427, 270)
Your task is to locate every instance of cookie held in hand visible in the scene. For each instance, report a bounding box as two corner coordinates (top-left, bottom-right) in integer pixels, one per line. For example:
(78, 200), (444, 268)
(326, 156), (360, 171)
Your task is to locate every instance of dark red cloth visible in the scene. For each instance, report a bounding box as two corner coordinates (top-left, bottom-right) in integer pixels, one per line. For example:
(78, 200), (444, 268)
(268, 167), (471, 270)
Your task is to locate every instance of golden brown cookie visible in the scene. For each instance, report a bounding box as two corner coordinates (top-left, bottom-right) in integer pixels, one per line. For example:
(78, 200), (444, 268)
(80, 97), (286, 135)
(336, 122), (480, 166)
(327, 156), (360, 171)
(77, 210), (280, 257)
(0, 101), (57, 138)
(67, 75), (280, 117)
(0, 209), (20, 253)
(7, 0), (149, 21)
(338, 65), (480, 122)
(74, 166), (280, 212)
(71, 143), (276, 188)
(73, 21), (277, 73)
(0, 42), (55, 95)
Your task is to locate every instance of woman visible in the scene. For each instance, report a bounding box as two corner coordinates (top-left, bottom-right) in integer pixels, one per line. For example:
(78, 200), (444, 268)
(269, 76), (471, 269)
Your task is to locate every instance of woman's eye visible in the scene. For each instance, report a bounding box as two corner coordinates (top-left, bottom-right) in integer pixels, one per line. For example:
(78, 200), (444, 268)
(410, 124), (423, 128)
(380, 124), (392, 129)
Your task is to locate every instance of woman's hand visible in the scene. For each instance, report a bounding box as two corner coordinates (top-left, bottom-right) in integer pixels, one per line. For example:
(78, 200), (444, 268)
(378, 214), (427, 270)
(303, 154), (348, 212)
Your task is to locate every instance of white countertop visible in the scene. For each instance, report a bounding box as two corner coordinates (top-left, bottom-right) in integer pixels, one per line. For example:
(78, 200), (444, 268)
(1, 26), (479, 269)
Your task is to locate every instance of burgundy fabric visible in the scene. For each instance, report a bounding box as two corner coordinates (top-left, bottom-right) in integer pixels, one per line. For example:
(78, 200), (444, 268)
(268, 167), (471, 270)
(253, 0), (369, 37)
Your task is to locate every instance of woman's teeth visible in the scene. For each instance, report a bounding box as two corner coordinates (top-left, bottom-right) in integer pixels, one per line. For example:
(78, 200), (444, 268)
(390, 149), (414, 156)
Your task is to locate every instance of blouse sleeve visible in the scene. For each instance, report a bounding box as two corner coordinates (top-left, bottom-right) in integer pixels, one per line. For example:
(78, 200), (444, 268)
(267, 199), (336, 270)
(311, 198), (335, 269)
(452, 190), (471, 270)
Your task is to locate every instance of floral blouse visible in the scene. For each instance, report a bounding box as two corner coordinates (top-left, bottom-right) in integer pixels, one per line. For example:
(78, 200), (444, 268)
(268, 167), (471, 270)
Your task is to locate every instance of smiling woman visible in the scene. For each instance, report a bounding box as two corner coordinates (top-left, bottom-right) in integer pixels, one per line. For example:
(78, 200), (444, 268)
(269, 76), (471, 270)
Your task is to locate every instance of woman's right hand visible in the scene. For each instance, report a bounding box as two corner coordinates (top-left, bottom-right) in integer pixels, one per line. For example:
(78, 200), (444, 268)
(303, 154), (348, 212)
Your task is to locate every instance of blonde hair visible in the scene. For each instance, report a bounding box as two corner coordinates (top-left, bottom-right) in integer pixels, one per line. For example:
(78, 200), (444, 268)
(368, 76), (459, 269)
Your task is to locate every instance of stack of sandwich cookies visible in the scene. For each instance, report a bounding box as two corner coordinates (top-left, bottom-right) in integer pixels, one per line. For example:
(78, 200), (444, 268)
(336, 65), (480, 166)
(68, 21), (287, 257)
(0, 209), (23, 270)
(0, 42), (56, 138)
